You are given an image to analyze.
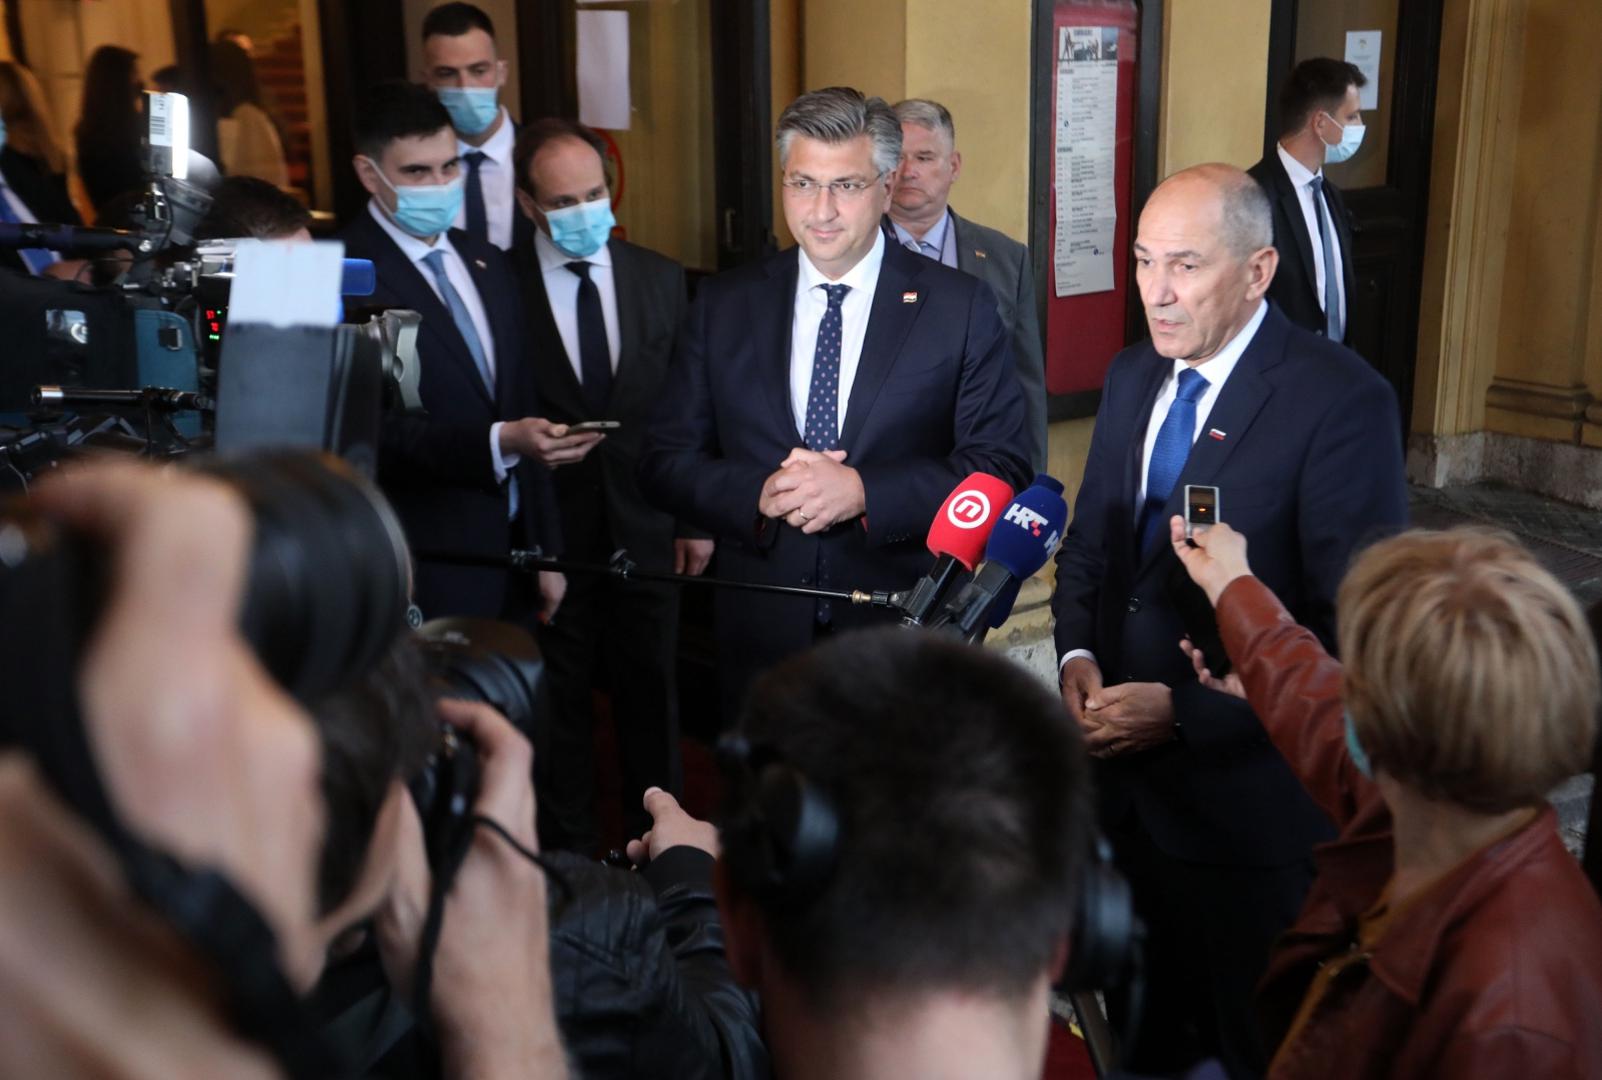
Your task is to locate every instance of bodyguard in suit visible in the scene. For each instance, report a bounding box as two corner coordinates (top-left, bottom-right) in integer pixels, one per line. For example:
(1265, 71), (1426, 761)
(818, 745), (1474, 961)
(340, 81), (592, 621)
(420, 3), (532, 254)
(640, 87), (1030, 718)
(889, 98), (1049, 471)
(1052, 165), (1407, 1077)
(511, 118), (694, 849)
(1247, 59), (1367, 344)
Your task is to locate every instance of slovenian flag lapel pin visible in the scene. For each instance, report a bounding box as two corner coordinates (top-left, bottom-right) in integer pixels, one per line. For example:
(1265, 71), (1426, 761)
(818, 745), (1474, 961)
(1208, 428), (1227, 441)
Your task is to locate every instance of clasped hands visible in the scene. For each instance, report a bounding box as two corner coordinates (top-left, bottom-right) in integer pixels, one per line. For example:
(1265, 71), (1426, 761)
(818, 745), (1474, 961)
(758, 448), (866, 534)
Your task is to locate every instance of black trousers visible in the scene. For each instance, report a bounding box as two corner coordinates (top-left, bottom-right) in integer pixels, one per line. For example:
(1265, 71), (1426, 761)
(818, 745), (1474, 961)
(1106, 815), (1315, 1080)
(537, 548), (682, 852)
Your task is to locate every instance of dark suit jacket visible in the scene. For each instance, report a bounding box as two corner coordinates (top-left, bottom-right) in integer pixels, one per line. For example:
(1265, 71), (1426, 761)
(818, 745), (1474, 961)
(515, 237), (687, 571)
(1051, 303), (1407, 866)
(639, 239), (1030, 692)
(950, 210), (1049, 473)
(1248, 151), (1357, 343)
(340, 208), (560, 619)
(0, 147), (82, 275)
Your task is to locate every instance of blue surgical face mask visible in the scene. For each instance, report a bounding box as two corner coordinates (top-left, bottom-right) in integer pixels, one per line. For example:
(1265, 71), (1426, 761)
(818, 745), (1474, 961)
(1321, 113), (1366, 164)
(436, 86), (500, 137)
(1344, 710), (1374, 778)
(544, 197), (616, 258)
(364, 156), (464, 238)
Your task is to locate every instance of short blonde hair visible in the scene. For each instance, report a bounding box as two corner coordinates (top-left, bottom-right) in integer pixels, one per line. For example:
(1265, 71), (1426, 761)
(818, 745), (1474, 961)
(1338, 528), (1599, 813)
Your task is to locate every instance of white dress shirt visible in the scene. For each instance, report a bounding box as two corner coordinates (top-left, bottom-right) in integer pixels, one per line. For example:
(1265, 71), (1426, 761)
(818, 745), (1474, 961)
(368, 200), (519, 487)
(533, 227), (621, 384)
(1277, 143), (1346, 336)
(1059, 300), (1268, 675)
(890, 208), (957, 267)
(452, 108), (517, 251)
(789, 229), (886, 439)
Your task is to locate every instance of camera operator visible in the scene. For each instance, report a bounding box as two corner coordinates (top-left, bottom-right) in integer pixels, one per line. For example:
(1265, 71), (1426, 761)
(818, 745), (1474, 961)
(0, 461), (570, 1079)
(194, 175), (314, 243)
(1169, 516), (1602, 1078)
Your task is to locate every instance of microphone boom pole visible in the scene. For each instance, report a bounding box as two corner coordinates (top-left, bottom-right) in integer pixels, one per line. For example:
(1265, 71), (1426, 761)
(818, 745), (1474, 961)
(414, 547), (904, 609)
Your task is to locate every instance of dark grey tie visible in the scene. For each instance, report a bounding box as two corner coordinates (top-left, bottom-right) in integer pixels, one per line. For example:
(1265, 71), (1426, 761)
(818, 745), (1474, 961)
(1310, 176), (1342, 340)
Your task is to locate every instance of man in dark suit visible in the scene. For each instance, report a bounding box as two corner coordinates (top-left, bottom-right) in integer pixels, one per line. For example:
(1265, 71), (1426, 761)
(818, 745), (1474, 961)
(511, 117), (694, 849)
(420, 3), (533, 254)
(640, 86), (1030, 718)
(1247, 58), (1368, 344)
(1052, 164), (1407, 1077)
(888, 98), (1049, 471)
(339, 81), (597, 621)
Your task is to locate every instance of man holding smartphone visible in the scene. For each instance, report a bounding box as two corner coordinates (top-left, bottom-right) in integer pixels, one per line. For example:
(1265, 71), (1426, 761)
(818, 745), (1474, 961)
(511, 118), (699, 851)
(1051, 164), (1407, 1077)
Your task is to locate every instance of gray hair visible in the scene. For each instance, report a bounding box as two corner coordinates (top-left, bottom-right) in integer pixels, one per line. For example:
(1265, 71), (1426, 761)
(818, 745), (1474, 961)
(1220, 171), (1273, 257)
(776, 86), (902, 177)
(892, 98), (956, 147)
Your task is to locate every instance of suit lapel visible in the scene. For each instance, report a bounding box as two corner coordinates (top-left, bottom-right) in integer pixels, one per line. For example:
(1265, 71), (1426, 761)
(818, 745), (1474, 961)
(839, 245), (928, 450)
(457, 235), (517, 410)
(609, 241), (643, 403)
(950, 210), (984, 273)
(1269, 156), (1321, 310)
(372, 225), (496, 412)
(762, 250), (803, 441)
(1122, 354), (1170, 553)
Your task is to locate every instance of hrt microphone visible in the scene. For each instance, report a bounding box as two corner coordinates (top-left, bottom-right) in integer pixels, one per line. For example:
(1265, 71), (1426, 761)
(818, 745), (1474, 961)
(897, 472), (1015, 626)
(928, 474), (1069, 642)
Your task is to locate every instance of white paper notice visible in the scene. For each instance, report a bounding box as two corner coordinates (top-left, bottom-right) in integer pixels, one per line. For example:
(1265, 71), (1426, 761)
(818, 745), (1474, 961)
(1053, 26), (1118, 298)
(228, 239), (344, 327)
(1344, 30), (1381, 110)
(577, 10), (630, 131)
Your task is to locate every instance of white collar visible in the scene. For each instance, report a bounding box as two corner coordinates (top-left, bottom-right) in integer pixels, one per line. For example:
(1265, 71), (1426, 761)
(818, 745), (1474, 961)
(459, 107), (514, 163)
(890, 206), (951, 250)
(1277, 142), (1323, 188)
(534, 222), (614, 273)
(1174, 300), (1268, 387)
(367, 198), (456, 264)
(798, 227), (885, 293)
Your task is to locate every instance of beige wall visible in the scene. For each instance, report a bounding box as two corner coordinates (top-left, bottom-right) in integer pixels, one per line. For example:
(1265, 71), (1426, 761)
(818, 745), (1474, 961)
(1160, 0), (1271, 174)
(801, 0), (905, 101)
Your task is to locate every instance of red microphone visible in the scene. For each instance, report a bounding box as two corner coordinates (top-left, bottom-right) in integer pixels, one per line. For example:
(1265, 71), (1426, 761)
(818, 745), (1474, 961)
(898, 472), (1015, 626)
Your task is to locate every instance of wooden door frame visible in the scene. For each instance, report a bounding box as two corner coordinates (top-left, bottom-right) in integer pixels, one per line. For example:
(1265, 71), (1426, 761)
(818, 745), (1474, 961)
(1263, 0), (1445, 428)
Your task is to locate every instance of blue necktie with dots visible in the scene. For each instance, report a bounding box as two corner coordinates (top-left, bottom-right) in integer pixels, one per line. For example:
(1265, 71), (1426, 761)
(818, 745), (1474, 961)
(1138, 367), (1209, 554)
(803, 283), (850, 451)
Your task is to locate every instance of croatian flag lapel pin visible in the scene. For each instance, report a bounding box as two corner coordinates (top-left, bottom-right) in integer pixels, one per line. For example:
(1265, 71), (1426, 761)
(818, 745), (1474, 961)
(1208, 428), (1227, 441)
(902, 291), (919, 303)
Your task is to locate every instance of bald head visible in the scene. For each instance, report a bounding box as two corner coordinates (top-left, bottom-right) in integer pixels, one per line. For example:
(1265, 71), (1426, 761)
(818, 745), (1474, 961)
(1148, 164), (1273, 258)
(1133, 164), (1278, 364)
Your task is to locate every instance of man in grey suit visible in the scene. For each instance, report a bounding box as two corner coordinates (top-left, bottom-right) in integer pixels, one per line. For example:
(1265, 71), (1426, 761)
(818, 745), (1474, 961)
(889, 98), (1048, 470)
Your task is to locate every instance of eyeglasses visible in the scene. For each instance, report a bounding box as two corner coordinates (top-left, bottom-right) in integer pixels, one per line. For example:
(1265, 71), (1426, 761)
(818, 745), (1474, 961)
(781, 173), (885, 200)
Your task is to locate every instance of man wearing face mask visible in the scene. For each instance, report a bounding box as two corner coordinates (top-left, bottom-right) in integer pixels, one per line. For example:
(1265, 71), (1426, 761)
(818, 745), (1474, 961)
(1248, 59), (1366, 345)
(510, 118), (697, 851)
(421, 3), (531, 253)
(339, 80), (600, 622)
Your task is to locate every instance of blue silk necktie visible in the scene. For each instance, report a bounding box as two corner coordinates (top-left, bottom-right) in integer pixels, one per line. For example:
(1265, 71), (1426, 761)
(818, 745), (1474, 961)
(1138, 367), (1209, 554)
(1310, 176), (1342, 340)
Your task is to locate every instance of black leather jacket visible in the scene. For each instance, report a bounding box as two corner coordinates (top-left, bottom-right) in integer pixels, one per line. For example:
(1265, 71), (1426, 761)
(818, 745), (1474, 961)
(317, 846), (768, 1079)
(548, 846), (768, 1079)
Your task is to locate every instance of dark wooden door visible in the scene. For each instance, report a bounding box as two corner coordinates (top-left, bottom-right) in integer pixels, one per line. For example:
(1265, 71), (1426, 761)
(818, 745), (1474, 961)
(1265, 0), (1444, 428)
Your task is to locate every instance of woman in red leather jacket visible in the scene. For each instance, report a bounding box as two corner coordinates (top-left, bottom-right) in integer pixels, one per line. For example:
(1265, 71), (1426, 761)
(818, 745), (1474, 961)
(1168, 517), (1602, 1079)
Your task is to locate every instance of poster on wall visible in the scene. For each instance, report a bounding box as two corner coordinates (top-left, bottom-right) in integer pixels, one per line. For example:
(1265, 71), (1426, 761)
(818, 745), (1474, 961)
(1052, 25), (1118, 298)
(577, 10), (631, 130)
(1344, 30), (1382, 109)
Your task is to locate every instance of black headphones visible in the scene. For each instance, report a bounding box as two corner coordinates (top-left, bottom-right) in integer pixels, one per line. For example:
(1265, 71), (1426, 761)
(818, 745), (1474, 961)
(714, 733), (1143, 992)
(715, 734), (840, 906)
